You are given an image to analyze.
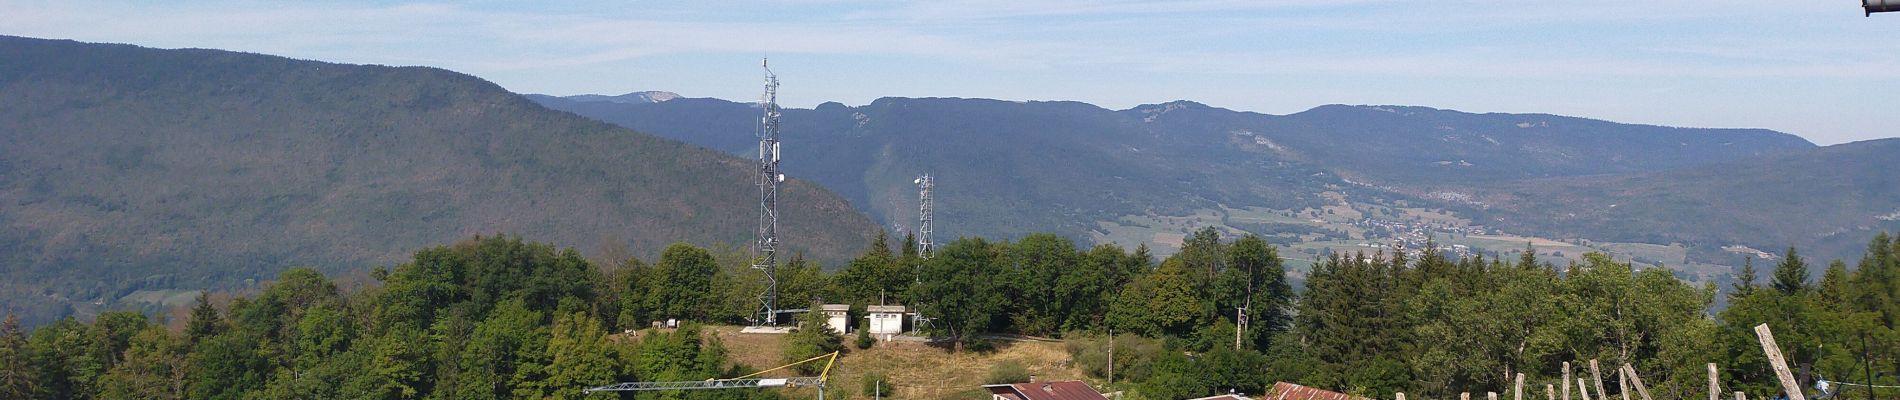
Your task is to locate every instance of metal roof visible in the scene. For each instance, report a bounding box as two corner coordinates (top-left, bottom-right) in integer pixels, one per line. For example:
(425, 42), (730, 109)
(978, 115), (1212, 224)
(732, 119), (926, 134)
(982, 381), (1110, 400)
(1265, 382), (1369, 400)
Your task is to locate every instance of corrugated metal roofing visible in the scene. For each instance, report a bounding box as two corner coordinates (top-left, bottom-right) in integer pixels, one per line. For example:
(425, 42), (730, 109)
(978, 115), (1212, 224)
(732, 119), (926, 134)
(1265, 382), (1370, 400)
(982, 380), (1111, 400)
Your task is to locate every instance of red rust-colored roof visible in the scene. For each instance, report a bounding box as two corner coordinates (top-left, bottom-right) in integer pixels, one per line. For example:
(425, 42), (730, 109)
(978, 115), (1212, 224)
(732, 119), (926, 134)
(1264, 382), (1370, 400)
(982, 380), (1110, 400)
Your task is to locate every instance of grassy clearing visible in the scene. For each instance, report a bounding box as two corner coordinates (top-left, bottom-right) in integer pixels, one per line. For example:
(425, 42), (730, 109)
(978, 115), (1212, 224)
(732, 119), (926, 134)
(700, 326), (1089, 399)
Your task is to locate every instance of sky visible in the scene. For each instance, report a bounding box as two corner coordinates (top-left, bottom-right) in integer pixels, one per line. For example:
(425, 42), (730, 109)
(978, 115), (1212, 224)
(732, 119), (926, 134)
(4, 1), (1895, 145)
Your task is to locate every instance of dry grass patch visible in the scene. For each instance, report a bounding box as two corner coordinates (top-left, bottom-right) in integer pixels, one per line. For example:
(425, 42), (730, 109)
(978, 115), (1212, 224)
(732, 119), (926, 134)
(704, 326), (1091, 399)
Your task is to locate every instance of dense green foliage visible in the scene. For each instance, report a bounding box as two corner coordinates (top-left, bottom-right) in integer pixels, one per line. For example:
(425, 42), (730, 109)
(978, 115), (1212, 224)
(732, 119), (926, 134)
(0, 236), (782, 399)
(6, 229), (1899, 400)
(0, 35), (878, 327)
(1054, 230), (1900, 400)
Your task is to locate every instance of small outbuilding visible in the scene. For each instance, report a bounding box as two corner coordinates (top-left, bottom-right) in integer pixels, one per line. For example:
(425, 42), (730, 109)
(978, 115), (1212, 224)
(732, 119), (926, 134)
(865, 304), (907, 340)
(819, 304), (851, 334)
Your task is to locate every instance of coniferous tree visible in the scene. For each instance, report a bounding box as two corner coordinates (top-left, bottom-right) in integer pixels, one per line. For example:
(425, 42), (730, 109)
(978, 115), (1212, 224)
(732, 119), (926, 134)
(900, 231), (919, 259)
(1817, 260), (1852, 308)
(1771, 247), (1810, 295)
(781, 310), (843, 374)
(0, 314), (37, 399)
(1731, 257), (1759, 300)
(184, 291), (223, 344)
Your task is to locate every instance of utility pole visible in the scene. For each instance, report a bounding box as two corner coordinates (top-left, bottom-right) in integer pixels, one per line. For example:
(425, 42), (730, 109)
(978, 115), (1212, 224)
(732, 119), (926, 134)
(753, 58), (784, 326)
(1235, 301), (1247, 351)
(1862, 332), (1873, 400)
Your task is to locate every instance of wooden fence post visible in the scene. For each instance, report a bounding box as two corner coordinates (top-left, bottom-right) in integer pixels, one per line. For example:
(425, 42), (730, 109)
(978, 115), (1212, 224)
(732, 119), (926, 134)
(1591, 359), (1609, 400)
(1618, 366), (1631, 400)
(1578, 378), (1594, 400)
(1546, 384), (1556, 400)
(1563, 362), (1573, 400)
(1516, 373), (1526, 400)
(1623, 364), (1653, 400)
(1397, 393), (1406, 400)
(1708, 363), (1719, 400)
(1753, 324), (1807, 400)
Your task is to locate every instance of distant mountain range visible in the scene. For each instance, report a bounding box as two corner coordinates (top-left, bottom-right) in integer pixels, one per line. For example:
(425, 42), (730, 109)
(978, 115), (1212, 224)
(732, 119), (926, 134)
(1466, 137), (1900, 264)
(0, 36), (877, 325)
(531, 92), (1897, 270)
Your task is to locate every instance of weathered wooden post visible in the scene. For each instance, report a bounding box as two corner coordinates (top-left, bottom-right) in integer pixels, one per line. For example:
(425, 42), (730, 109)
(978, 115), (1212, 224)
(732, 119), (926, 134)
(1563, 362), (1573, 400)
(1753, 324), (1807, 400)
(1397, 393), (1406, 400)
(1591, 359), (1609, 400)
(1577, 379), (1594, 400)
(1546, 384), (1556, 400)
(1490, 392), (1499, 400)
(1623, 364), (1653, 400)
(1707, 363), (1719, 400)
(1733, 392), (1745, 400)
(1617, 366), (1631, 400)
(1463, 392), (1471, 400)
(1516, 373), (1526, 400)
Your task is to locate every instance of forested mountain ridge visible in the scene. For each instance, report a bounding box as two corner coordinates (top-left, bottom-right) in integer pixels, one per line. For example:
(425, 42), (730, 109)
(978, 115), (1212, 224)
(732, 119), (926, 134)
(0, 36), (878, 326)
(530, 93), (1843, 267)
(1466, 138), (1900, 263)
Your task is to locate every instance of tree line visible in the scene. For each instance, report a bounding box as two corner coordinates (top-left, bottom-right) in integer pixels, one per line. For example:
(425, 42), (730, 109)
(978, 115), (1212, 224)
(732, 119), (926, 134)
(1, 230), (1897, 400)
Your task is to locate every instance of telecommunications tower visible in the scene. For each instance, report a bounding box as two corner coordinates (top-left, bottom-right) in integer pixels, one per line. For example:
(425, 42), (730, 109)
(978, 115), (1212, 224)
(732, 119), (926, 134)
(915, 174), (933, 258)
(754, 59), (783, 325)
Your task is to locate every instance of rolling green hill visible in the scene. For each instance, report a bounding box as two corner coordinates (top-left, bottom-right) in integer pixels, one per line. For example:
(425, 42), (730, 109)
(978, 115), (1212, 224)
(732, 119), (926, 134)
(0, 36), (877, 325)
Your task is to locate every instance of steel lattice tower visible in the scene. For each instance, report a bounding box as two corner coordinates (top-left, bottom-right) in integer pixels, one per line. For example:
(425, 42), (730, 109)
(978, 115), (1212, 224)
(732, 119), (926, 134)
(915, 174), (933, 258)
(754, 59), (783, 325)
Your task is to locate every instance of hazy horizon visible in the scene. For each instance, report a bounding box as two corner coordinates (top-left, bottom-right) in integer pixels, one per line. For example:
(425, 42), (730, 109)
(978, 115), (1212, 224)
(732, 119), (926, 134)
(5, 1), (1896, 145)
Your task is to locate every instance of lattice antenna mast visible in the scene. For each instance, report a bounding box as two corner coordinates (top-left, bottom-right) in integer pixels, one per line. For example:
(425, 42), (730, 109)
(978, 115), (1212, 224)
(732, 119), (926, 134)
(915, 174), (933, 258)
(754, 58), (783, 325)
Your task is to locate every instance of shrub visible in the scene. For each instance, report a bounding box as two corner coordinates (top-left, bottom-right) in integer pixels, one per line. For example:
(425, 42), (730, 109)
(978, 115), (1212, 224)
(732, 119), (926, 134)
(862, 372), (893, 398)
(985, 360), (1032, 384)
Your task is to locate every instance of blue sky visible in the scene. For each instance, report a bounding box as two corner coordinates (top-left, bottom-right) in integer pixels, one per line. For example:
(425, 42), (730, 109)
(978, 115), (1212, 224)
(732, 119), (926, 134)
(4, 0), (1895, 145)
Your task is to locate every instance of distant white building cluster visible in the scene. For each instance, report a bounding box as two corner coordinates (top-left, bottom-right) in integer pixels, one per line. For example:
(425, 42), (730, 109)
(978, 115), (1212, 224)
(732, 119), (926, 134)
(1350, 217), (1489, 259)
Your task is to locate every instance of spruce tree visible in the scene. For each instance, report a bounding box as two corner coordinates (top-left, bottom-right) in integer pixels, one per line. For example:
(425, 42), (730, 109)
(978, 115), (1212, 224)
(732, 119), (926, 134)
(1730, 257), (1759, 300)
(1771, 247), (1809, 295)
(185, 291), (224, 344)
(0, 314), (37, 399)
